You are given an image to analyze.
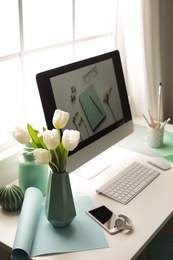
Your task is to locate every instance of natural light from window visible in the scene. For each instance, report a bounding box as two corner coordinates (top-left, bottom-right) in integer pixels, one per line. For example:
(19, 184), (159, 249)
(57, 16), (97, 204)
(0, 0), (117, 151)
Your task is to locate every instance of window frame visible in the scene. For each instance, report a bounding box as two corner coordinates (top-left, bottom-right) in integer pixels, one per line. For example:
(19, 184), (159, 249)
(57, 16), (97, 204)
(0, 0), (117, 160)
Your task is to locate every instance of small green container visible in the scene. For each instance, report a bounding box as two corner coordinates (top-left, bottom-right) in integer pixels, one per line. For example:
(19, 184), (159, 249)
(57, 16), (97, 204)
(18, 145), (49, 196)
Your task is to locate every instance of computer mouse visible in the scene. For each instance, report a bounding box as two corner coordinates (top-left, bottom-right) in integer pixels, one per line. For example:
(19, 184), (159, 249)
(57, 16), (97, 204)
(148, 156), (171, 170)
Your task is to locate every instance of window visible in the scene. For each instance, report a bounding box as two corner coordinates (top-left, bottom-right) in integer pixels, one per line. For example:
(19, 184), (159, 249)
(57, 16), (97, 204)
(0, 0), (117, 152)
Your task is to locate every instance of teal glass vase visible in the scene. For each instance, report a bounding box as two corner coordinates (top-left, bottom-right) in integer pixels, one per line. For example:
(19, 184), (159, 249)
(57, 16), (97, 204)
(18, 145), (49, 196)
(45, 171), (76, 228)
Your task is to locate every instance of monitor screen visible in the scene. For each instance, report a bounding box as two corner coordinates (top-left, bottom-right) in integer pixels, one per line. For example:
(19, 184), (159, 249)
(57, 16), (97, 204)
(36, 50), (134, 178)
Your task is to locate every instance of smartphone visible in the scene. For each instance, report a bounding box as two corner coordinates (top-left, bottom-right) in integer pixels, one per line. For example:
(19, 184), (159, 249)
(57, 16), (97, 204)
(86, 205), (119, 235)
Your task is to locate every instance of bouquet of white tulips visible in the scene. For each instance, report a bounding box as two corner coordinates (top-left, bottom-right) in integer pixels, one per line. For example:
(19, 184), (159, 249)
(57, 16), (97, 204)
(11, 109), (80, 173)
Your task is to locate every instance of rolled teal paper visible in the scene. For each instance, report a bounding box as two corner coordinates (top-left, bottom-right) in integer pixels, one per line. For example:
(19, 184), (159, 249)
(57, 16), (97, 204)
(12, 187), (43, 260)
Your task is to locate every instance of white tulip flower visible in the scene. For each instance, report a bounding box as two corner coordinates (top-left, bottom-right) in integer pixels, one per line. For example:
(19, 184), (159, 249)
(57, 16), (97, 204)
(11, 127), (30, 144)
(52, 109), (69, 129)
(43, 129), (60, 150)
(62, 130), (80, 151)
(34, 148), (51, 164)
(11, 109), (80, 173)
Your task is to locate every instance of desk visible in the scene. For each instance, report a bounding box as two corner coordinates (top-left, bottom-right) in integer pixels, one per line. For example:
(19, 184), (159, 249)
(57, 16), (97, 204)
(1, 117), (173, 260)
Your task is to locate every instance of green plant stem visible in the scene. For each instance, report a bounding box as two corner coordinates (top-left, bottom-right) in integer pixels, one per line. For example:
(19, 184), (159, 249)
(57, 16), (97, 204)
(53, 149), (59, 169)
(59, 148), (68, 172)
(49, 161), (59, 172)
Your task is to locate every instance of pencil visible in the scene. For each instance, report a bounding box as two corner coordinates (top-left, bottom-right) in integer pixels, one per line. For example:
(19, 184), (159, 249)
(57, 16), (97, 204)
(142, 114), (150, 126)
(160, 114), (173, 129)
(156, 82), (162, 128)
(148, 109), (155, 128)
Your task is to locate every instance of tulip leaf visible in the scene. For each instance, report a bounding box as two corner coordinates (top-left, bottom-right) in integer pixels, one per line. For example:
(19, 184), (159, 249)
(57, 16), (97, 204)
(27, 124), (43, 148)
(39, 135), (47, 149)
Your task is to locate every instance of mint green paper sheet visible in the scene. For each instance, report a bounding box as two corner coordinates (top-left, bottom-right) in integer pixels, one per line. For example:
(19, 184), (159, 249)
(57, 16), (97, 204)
(117, 124), (173, 162)
(12, 187), (43, 260)
(12, 188), (109, 259)
(152, 132), (173, 162)
(31, 196), (108, 257)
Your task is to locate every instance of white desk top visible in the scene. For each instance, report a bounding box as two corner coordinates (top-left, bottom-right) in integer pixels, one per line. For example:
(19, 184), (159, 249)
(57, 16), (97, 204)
(1, 117), (173, 260)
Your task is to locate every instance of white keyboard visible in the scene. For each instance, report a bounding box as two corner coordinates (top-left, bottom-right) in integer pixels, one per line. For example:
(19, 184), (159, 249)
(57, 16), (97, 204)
(96, 162), (160, 204)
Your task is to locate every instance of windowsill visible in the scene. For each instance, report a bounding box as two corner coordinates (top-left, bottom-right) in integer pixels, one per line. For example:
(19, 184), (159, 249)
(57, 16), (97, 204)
(0, 144), (21, 161)
(0, 144), (21, 186)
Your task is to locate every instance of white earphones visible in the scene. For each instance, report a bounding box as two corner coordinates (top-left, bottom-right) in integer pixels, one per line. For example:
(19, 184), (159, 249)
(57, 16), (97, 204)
(115, 214), (133, 231)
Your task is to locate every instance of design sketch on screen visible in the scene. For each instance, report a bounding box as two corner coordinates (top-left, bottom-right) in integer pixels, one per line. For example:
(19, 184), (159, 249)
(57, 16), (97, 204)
(50, 58), (123, 142)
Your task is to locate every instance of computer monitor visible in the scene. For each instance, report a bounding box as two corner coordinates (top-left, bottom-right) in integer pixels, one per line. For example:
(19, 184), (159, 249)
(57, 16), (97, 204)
(36, 50), (134, 179)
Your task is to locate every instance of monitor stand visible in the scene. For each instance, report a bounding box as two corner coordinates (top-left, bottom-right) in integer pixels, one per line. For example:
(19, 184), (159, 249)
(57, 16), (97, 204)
(73, 153), (111, 179)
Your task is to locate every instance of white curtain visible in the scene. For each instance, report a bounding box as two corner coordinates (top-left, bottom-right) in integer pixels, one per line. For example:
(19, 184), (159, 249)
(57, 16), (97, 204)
(116, 0), (162, 121)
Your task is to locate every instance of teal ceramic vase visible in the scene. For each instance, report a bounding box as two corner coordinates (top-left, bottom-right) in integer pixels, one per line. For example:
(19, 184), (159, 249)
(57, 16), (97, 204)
(18, 145), (49, 196)
(45, 171), (76, 228)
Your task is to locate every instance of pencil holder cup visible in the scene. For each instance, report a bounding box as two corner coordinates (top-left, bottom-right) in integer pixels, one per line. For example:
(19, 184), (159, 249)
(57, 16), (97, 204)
(146, 126), (164, 148)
